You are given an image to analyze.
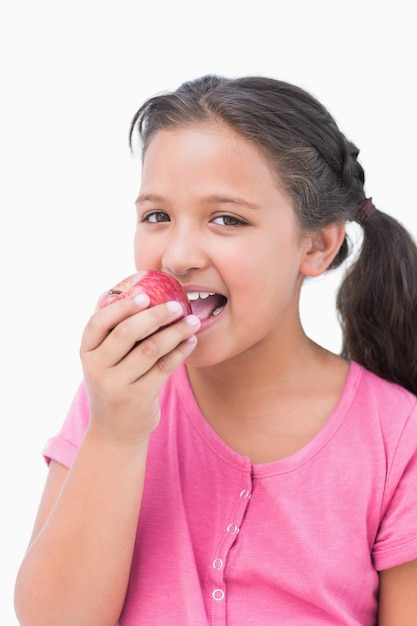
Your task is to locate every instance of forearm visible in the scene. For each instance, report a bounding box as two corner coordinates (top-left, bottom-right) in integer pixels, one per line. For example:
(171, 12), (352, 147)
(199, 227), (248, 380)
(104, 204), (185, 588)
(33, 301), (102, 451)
(15, 293), (199, 625)
(15, 430), (149, 626)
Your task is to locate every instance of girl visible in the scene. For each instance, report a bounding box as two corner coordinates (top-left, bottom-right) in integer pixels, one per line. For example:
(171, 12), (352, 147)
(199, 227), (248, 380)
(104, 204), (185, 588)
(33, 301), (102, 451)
(15, 75), (417, 625)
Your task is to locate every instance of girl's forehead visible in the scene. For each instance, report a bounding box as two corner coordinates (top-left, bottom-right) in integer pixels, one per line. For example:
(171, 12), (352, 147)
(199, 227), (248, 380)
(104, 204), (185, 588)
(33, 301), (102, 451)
(143, 121), (275, 172)
(145, 120), (253, 150)
(142, 122), (288, 200)
(139, 123), (297, 224)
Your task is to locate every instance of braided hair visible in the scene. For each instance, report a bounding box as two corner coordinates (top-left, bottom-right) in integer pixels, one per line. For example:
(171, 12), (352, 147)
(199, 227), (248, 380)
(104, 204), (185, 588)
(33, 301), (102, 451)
(129, 75), (417, 395)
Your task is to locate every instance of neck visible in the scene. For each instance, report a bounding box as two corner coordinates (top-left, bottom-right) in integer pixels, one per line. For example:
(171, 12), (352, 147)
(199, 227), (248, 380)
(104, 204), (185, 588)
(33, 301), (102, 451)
(186, 329), (328, 410)
(185, 333), (349, 463)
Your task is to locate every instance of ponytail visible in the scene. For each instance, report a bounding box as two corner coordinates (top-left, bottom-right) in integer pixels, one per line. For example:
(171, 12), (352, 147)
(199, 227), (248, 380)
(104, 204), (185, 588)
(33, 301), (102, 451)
(336, 209), (417, 395)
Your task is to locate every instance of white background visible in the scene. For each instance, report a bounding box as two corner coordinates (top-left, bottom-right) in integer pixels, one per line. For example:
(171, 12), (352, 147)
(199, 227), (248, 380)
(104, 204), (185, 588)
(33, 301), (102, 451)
(1, 0), (416, 622)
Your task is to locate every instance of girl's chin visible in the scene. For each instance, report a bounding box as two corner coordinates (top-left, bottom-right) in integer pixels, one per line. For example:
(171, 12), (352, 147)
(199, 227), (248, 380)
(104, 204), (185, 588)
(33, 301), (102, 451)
(185, 349), (225, 369)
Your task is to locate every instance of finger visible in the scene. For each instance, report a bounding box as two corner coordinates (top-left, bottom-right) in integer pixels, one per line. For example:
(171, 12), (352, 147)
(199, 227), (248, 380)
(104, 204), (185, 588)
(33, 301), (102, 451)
(109, 314), (201, 384)
(91, 301), (191, 368)
(123, 334), (199, 397)
(81, 293), (151, 353)
(155, 334), (198, 377)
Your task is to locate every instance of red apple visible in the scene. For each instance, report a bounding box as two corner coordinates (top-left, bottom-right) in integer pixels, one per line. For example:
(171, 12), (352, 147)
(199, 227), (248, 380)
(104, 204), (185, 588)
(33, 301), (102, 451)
(97, 270), (192, 319)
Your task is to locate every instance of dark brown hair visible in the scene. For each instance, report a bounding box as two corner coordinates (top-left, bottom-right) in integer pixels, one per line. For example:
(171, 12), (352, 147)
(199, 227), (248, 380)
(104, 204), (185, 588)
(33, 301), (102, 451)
(129, 75), (417, 395)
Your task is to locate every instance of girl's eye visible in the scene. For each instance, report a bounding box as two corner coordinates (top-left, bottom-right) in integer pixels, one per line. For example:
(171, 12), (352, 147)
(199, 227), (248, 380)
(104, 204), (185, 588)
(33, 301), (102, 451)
(143, 211), (170, 223)
(212, 215), (247, 227)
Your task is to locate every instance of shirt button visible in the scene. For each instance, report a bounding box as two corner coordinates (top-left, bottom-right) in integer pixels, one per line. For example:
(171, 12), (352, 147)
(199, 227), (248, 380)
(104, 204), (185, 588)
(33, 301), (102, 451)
(212, 588), (225, 601)
(212, 558), (223, 570)
(240, 489), (251, 499)
(226, 523), (239, 535)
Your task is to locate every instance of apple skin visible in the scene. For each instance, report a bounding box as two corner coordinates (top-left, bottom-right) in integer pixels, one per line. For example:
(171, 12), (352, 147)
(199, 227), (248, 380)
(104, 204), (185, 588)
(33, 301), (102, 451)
(97, 270), (192, 319)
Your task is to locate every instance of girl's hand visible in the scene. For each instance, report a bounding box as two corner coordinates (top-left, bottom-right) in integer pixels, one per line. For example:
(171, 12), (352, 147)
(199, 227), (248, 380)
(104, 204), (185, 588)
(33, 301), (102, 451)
(80, 293), (200, 445)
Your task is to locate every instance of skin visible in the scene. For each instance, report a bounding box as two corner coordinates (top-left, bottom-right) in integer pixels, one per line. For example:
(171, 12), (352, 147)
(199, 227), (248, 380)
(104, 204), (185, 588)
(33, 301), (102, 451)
(15, 122), (417, 624)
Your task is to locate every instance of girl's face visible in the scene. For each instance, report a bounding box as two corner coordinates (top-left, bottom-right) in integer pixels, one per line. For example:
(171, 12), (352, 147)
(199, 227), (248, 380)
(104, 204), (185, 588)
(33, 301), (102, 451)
(134, 122), (313, 368)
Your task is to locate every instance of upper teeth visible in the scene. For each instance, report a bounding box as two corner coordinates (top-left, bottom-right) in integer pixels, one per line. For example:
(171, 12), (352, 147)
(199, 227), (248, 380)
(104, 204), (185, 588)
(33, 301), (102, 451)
(187, 292), (215, 301)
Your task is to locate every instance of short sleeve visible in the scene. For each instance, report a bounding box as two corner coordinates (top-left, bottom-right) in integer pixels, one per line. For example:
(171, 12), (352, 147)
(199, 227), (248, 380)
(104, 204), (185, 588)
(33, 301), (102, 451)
(43, 380), (90, 469)
(372, 401), (417, 570)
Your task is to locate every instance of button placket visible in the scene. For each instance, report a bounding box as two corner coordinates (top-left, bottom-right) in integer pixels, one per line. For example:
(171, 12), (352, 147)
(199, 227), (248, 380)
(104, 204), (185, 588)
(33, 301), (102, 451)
(212, 557), (224, 571)
(212, 588), (225, 601)
(226, 522), (240, 535)
(209, 475), (253, 615)
(239, 488), (251, 500)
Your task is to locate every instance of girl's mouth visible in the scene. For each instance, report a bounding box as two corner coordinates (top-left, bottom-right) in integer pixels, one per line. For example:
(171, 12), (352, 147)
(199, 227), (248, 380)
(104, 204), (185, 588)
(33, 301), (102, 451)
(186, 291), (227, 320)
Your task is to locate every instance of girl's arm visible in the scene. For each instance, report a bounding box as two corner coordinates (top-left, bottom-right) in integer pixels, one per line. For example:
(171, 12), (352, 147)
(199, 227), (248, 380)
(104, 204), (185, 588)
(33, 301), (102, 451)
(14, 294), (200, 626)
(15, 439), (149, 626)
(378, 558), (417, 625)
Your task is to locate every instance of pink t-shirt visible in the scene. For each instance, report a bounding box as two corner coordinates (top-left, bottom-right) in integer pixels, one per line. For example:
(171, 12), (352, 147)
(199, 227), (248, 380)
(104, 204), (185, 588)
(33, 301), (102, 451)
(43, 362), (417, 625)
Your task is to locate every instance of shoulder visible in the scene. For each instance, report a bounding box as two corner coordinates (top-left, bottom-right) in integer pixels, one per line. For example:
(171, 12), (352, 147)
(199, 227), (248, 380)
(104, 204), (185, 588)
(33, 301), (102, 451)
(349, 361), (417, 428)
(344, 362), (417, 477)
(348, 364), (417, 572)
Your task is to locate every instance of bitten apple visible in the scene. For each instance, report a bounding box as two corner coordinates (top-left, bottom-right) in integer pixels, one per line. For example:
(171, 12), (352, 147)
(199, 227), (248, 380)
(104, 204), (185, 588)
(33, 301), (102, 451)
(97, 270), (192, 319)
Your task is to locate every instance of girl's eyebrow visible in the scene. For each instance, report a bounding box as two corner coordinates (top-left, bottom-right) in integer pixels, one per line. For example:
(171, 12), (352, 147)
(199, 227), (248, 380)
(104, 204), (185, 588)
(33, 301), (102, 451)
(135, 193), (164, 205)
(136, 193), (260, 210)
(204, 194), (260, 210)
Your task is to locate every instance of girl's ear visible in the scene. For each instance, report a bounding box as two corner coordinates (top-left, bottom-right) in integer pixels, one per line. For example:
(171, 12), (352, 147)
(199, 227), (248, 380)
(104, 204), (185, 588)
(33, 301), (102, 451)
(300, 223), (346, 277)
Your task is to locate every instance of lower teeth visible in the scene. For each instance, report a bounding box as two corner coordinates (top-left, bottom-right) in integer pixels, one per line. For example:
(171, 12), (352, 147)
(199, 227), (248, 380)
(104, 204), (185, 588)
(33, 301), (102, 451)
(211, 306), (224, 317)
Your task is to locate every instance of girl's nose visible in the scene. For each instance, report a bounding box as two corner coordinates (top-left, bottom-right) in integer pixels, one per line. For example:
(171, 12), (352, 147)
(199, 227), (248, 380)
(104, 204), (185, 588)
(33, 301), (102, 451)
(161, 230), (207, 277)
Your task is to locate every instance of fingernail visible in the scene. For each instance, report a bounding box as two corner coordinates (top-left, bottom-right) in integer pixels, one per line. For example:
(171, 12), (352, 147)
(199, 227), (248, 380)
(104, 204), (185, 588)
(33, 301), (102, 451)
(166, 301), (182, 313)
(185, 315), (200, 327)
(133, 293), (150, 307)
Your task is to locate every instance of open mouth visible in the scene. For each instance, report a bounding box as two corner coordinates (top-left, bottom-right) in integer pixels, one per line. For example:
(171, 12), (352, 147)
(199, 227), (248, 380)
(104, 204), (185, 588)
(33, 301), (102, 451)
(187, 292), (227, 320)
